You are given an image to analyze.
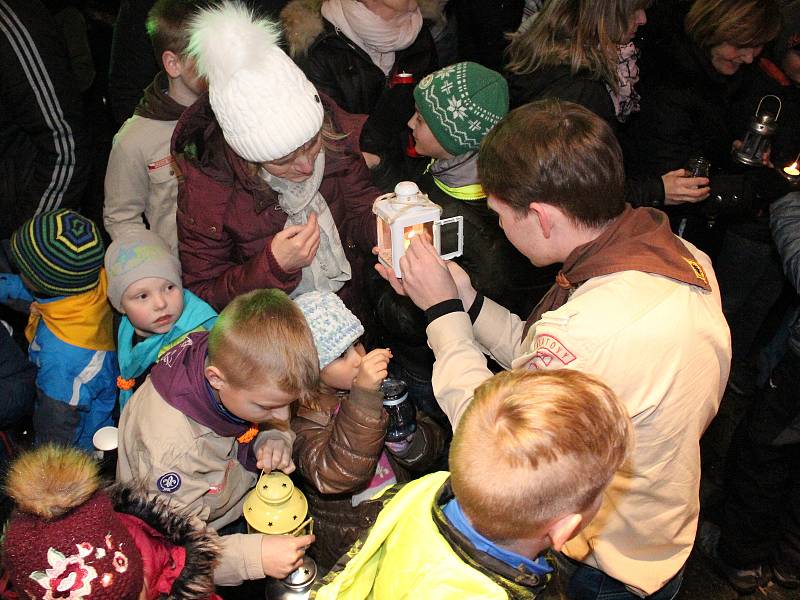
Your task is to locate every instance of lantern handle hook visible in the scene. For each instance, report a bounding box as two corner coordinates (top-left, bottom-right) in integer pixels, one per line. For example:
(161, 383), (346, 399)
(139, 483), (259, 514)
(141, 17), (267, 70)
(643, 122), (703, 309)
(756, 95), (782, 121)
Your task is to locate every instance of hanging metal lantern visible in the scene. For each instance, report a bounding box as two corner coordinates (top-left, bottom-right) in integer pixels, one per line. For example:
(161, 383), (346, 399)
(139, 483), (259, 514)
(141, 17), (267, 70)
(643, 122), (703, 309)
(734, 95), (781, 166)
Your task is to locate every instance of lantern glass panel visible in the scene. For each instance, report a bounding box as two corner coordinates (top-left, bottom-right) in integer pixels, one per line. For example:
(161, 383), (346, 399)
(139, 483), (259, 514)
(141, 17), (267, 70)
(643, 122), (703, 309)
(403, 222), (433, 249)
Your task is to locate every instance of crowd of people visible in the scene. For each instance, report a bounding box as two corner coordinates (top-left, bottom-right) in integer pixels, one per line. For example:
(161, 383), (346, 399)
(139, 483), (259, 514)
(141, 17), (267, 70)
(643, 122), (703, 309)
(0, 0), (799, 598)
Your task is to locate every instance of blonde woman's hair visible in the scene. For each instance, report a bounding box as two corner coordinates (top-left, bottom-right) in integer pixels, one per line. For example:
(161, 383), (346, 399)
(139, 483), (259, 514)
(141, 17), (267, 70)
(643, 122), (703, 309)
(506, 0), (650, 90)
(450, 369), (632, 542)
(685, 0), (781, 51)
(207, 289), (319, 403)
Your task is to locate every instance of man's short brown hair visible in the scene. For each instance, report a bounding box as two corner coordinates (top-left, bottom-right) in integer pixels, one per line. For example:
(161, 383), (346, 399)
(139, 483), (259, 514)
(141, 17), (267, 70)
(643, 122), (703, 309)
(685, 0), (781, 50)
(147, 0), (205, 62)
(450, 369), (632, 542)
(478, 99), (625, 228)
(207, 289), (319, 404)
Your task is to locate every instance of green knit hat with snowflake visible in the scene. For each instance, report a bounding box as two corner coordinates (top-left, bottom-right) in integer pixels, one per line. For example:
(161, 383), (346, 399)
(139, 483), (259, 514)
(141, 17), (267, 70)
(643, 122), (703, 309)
(414, 62), (509, 157)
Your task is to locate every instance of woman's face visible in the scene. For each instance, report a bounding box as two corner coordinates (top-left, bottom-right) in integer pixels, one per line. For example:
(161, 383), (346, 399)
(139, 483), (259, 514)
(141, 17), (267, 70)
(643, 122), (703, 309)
(621, 8), (647, 44)
(710, 42), (762, 76)
(361, 0), (417, 21)
(262, 131), (323, 183)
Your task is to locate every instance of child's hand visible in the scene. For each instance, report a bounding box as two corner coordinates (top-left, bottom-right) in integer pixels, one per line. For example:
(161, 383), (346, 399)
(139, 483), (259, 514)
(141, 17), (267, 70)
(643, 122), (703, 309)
(261, 534), (315, 579)
(256, 438), (295, 474)
(353, 348), (392, 391)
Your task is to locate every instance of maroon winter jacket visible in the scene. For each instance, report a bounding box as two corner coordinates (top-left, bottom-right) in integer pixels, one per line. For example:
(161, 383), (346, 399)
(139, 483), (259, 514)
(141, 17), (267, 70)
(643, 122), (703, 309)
(171, 92), (379, 314)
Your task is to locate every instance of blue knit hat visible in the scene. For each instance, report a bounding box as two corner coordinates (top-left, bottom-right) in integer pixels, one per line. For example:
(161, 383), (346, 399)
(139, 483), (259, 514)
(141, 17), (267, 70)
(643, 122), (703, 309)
(294, 291), (364, 369)
(10, 210), (105, 296)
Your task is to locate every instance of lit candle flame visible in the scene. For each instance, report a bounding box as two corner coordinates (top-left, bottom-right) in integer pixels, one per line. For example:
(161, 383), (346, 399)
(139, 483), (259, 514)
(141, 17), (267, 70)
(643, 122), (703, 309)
(784, 161), (800, 177)
(403, 223), (427, 249)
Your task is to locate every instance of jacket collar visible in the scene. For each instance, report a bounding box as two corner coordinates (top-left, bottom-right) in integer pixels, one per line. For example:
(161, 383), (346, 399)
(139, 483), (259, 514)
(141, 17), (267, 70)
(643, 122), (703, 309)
(431, 480), (556, 599)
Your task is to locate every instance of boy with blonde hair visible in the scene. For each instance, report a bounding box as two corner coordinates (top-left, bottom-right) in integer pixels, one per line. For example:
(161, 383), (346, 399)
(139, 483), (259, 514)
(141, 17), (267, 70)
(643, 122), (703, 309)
(313, 369), (632, 599)
(104, 0), (207, 253)
(117, 289), (316, 586)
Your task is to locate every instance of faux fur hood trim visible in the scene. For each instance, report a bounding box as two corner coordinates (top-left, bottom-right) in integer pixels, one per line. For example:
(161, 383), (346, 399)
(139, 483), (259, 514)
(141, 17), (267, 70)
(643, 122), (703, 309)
(108, 484), (221, 600)
(281, 0), (444, 57)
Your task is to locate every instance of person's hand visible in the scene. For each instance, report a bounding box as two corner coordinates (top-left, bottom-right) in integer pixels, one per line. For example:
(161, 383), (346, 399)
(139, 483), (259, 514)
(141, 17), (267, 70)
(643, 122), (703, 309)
(373, 246), (409, 297)
(446, 261), (477, 309)
(353, 348), (392, 390)
(398, 236), (459, 310)
(662, 169), (710, 205)
(256, 437), (295, 474)
(362, 151), (381, 169)
(261, 534), (315, 579)
(271, 213), (320, 273)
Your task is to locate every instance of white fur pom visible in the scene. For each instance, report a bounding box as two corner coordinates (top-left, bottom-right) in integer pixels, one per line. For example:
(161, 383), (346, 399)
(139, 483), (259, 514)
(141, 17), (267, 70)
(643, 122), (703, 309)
(187, 1), (283, 87)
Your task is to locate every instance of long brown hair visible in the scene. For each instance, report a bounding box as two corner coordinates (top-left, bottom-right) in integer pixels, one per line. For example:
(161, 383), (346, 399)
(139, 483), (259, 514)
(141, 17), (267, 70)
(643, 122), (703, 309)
(506, 0), (650, 90)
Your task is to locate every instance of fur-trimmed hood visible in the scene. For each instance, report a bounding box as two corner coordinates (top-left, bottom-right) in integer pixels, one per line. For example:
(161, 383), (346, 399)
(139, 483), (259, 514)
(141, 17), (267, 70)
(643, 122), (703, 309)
(281, 0), (445, 57)
(108, 483), (221, 600)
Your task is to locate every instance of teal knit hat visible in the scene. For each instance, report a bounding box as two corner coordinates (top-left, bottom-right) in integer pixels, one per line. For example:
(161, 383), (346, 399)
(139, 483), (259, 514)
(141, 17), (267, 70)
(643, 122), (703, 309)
(10, 209), (105, 296)
(413, 62), (509, 157)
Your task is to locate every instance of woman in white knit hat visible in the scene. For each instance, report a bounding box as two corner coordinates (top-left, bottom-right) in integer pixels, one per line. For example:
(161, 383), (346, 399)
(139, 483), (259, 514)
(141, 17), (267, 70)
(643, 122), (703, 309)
(172, 1), (380, 320)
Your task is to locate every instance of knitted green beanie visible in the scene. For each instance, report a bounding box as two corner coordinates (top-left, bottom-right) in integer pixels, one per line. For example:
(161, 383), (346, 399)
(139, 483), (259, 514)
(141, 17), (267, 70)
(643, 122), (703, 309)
(11, 209), (105, 296)
(413, 62), (509, 157)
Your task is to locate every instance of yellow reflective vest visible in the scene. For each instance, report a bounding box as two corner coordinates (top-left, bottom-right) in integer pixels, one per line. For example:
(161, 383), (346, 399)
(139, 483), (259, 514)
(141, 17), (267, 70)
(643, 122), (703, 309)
(312, 471), (543, 600)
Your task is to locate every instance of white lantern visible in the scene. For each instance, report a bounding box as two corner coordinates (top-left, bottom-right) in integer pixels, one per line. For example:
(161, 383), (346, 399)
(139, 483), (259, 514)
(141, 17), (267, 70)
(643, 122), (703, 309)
(373, 181), (463, 278)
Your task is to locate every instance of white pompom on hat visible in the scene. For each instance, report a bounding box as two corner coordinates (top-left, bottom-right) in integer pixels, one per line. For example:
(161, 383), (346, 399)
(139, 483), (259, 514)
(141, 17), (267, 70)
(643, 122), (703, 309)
(187, 1), (324, 162)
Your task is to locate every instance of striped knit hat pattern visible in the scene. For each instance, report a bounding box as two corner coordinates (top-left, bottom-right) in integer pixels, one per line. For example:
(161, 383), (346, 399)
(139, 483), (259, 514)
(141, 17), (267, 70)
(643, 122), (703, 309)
(414, 61), (509, 157)
(11, 210), (105, 296)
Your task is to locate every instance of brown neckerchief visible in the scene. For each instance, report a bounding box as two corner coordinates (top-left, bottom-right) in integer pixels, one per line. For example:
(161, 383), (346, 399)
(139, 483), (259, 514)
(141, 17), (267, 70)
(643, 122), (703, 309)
(134, 72), (187, 122)
(522, 206), (712, 338)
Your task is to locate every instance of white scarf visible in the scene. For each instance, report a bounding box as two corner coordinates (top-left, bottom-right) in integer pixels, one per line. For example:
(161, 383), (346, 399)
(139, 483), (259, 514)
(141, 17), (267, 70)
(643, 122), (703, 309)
(261, 150), (352, 297)
(321, 0), (423, 76)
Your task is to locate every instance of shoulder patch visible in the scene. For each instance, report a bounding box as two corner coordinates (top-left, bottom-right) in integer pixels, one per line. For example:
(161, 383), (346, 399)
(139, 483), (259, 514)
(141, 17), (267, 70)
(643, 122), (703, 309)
(527, 334), (577, 369)
(156, 472), (181, 493)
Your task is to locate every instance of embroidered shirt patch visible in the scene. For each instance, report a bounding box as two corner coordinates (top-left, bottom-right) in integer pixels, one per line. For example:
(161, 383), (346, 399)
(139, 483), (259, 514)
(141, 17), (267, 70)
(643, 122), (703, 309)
(527, 334), (577, 369)
(156, 472), (181, 493)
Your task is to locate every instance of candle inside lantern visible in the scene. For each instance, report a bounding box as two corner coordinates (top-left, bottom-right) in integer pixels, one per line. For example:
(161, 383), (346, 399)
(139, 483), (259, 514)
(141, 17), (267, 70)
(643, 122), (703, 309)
(403, 222), (432, 249)
(784, 161), (800, 177)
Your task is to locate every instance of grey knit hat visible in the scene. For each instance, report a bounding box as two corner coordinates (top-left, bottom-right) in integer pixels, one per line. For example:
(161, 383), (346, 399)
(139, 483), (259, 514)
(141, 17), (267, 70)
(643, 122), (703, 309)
(104, 231), (182, 312)
(294, 291), (364, 369)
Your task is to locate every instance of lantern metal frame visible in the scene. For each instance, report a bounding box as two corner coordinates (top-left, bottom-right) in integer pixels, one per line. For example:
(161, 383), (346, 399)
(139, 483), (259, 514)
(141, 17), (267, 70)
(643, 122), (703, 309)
(734, 95), (782, 167)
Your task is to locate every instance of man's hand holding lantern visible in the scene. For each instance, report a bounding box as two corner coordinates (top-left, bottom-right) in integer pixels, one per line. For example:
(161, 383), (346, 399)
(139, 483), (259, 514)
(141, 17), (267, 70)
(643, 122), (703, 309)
(374, 235), (461, 311)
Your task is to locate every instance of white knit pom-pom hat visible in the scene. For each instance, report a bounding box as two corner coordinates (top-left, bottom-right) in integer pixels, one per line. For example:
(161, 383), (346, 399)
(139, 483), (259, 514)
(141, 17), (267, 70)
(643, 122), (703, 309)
(187, 1), (324, 162)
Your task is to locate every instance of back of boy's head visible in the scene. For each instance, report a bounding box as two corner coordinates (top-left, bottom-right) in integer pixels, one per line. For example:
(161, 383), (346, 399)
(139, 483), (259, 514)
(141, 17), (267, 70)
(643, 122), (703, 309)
(450, 369), (631, 542)
(414, 62), (509, 157)
(294, 291), (364, 370)
(207, 289), (319, 402)
(10, 209), (105, 297)
(478, 99), (626, 228)
(147, 0), (205, 63)
(105, 231), (182, 312)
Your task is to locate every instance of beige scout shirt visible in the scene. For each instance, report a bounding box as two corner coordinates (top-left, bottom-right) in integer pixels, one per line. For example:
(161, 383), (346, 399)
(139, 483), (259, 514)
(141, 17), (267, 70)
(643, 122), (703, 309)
(103, 116), (180, 254)
(427, 241), (731, 596)
(117, 377), (295, 585)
